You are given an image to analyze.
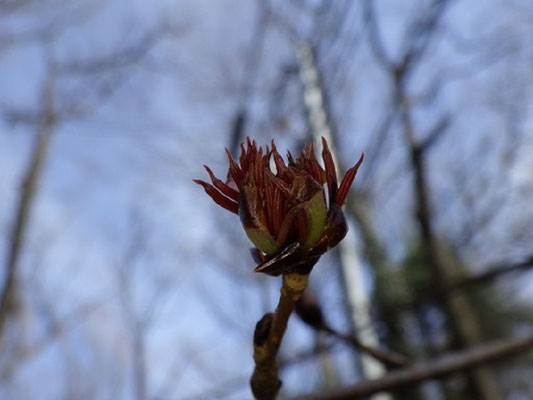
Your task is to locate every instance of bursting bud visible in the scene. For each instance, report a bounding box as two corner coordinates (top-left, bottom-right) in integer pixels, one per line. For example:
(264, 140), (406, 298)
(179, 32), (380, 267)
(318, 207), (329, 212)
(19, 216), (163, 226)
(194, 137), (363, 276)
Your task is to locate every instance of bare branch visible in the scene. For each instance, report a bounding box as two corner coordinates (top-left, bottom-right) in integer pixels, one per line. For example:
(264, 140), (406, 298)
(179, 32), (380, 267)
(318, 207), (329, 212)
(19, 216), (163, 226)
(295, 291), (409, 369)
(381, 256), (533, 316)
(292, 332), (533, 400)
(228, 0), (270, 156)
(0, 301), (101, 382)
(362, 0), (393, 68)
(59, 23), (181, 75)
(420, 114), (451, 152)
(0, 56), (56, 338)
(251, 273), (310, 400)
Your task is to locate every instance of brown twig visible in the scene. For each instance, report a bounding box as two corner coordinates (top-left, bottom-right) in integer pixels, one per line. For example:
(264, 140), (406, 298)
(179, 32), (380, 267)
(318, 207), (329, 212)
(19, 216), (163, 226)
(321, 325), (408, 369)
(291, 332), (533, 400)
(251, 273), (309, 400)
(295, 290), (408, 369)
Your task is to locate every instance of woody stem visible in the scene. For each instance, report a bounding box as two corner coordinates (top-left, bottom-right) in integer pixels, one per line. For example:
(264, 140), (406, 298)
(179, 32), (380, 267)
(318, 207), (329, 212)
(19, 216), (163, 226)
(251, 273), (309, 400)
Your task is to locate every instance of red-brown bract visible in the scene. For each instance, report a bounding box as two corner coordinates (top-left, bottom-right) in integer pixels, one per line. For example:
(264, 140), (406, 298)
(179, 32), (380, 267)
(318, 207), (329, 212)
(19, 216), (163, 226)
(194, 137), (363, 276)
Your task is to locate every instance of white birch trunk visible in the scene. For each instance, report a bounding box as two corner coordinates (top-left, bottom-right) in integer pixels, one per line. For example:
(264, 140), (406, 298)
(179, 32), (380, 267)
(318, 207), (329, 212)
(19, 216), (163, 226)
(295, 42), (391, 400)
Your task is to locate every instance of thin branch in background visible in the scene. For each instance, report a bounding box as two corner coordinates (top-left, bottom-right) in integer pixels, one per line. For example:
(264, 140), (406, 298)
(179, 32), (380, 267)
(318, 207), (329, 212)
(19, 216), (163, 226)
(0, 54), (56, 339)
(59, 23), (183, 75)
(362, 0), (393, 68)
(397, 35), (502, 397)
(1, 22), (181, 389)
(295, 290), (409, 369)
(357, 104), (397, 188)
(0, 300), (101, 382)
(398, 0), (450, 74)
(279, 341), (339, 368)
(291, 332), (533, 400)
(400, 58), (503, 400)
(381, 255), (533, 316)
(362, 0), (507, 397)
(228, 0), (270, 156)
(419, 114), (450, 152)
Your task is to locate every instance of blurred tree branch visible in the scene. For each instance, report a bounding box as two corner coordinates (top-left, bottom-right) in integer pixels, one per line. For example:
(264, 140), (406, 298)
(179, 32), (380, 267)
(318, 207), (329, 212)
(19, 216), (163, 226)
(0, 300), (100, 382)
(295, 291), (408, 369)
(228, 0), (270, 156)
(0, 2), (183, 385)
(0, 55), (56, 340)
(382, 255), (533, 315)
(291, 332), (533, 400)
(362, 0), (505, 397)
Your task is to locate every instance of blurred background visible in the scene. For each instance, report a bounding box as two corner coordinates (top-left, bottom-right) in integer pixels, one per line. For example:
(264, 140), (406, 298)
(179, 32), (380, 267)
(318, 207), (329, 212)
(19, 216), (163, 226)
(1, 0), (533, 399)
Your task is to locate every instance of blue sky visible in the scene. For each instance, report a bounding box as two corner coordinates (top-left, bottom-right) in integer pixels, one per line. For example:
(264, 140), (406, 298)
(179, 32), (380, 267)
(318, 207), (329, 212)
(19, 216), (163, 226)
(1, 0), (533, 399)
